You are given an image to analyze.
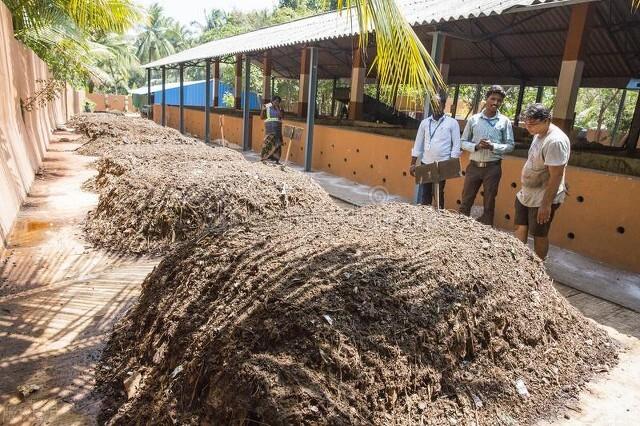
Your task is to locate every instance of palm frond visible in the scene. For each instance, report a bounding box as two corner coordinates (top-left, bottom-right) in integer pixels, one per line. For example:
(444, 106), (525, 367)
(337, 0), (446, 110)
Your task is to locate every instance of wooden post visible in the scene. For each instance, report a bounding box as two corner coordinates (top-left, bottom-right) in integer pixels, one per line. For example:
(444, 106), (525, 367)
(213, 59), (220, 107)
(536, 86), (544, 103)
(234, 54), (242, 109)
(263, 52), (272, 103)
(331, 77), (337, 116)
(552, 3), (591, 134)
(298, 47), (310, 117)
(514, 83), (525, 126)
(611, 89), (627, 146)
(161, 66), (166, 126)
(304, 47), (318, 172)
(205, 60), (211, 143)
(348, 37), (365, 121)
(626, 93), (640, 154)
(451, 84), (460, 117)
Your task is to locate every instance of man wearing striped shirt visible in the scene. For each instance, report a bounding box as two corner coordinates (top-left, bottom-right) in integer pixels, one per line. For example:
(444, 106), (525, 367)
(410, 93), (461, 208)
(459, 85), (514, 226)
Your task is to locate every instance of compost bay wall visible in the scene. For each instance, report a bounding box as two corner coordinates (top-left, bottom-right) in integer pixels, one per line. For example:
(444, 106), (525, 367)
(154, 104), (640, 273)
(0, 2), (83, 247)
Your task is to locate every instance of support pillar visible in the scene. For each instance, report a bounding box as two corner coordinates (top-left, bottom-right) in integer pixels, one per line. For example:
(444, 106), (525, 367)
(298, 47), (310, 117)
(536, 86), (544, 103)
(451, 84), (460, 117)
(472, 84), (482, 114)
(514, 83), (525, 126)
(179, 63), (185, 134)
(205, 59), (211, 143)
(552, 3), (591, 134)
(161, 65), (166, 126)
(263, 52), (272, 103)
(213, 60), (220, 107)
(234, 54), (242, 109)
(423, 31), (448, 117)
(626, 93), (640, 154)
(331, 77), (337, 116)
(348, 38), (365, 121)
(304, 47), (318, 172)
(242, 55), (252, 151)
(611, 89), (627, 145)
(146, 68), (152, 119)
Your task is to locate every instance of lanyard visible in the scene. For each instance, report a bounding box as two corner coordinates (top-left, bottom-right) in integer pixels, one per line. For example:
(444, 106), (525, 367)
(428, 117), (445, 140)
(480, 116), (499, 128)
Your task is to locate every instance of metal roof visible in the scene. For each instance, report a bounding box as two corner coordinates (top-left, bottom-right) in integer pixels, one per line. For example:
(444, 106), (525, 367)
(144, 0), (575, 68)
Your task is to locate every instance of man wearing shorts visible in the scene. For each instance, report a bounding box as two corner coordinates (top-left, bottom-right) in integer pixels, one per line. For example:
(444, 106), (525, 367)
(515, 103), (570, 260)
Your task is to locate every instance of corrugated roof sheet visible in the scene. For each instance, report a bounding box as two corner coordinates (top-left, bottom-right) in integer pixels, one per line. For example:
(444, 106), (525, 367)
(144, 0), (573, 68)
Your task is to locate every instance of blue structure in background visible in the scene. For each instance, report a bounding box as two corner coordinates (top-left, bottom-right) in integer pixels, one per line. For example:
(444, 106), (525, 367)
(152, 80), (261, 110)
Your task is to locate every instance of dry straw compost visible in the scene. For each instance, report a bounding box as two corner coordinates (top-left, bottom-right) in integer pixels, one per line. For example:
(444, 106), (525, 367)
(85, 159), (337, 254)
(69, 112), (199, 156)
(97, 204), (617, 425)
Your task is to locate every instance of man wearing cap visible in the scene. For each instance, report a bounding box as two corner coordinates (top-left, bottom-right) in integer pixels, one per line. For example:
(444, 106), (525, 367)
(459, 85), (514, 226)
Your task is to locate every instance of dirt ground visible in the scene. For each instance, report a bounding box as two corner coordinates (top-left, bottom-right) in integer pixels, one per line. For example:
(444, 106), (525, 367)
(0, 126), (638, 425)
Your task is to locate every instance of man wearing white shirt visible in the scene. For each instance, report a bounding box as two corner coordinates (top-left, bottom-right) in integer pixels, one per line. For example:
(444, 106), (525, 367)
(410, 94), (461, 208)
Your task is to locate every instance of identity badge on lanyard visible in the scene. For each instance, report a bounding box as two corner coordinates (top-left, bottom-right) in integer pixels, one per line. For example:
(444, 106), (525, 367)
(426, 117), (444, 150)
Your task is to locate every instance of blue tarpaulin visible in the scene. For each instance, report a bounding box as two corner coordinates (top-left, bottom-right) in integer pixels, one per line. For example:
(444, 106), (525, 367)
(152, 80), (261, 109)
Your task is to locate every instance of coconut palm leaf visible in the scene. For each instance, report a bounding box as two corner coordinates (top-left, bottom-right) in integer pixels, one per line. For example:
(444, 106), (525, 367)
(336, 0), (446, 109)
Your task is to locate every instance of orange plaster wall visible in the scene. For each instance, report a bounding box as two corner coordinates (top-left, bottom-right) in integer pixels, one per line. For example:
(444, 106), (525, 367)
(88, 93), (133, 112)
(157, 105), (640, 273)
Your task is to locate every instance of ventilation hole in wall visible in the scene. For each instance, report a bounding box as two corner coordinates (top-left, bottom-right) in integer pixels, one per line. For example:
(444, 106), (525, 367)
(577, 195), (584, 203)
(331, 144), (335, 148)
(402, 171), (407, 176)
(567, 232), (575, 240)
(461, 171), (466, 176)
(481, 191), (485, 197)
(300, 147), (303, 151)
(369, 164), (374, 169)
(344, 158), (347, 162)
(353, 171), (357, 176)
(510, 182), (517, 188)
(505, 214), (511, 220)
(328, 163), (331, 168)
(382, 178), (387, 183)
(456, 199), (461, 205)
(320, 151), (323, 155)
(356, 148), (360, 153)
(385, 155), (389, 160)
(617, 226), (625, 234)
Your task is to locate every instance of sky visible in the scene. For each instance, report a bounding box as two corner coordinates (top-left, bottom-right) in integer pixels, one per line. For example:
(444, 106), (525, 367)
(138, 0), (280, 27)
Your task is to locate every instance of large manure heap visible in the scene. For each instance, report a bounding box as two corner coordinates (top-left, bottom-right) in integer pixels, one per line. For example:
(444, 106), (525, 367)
(69, 112), (199, 156)
(97, 204), (617, 425)
(86, 160), (338, 254)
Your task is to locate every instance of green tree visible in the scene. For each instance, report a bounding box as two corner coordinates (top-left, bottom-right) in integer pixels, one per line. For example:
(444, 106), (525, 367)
(135, 3), (176, 64)
(4, 0), (142, 85)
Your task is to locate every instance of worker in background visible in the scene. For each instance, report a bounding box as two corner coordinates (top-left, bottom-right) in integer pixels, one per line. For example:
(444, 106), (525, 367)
(459, 85), (514, 226)
(514, 103), (570, 260)
(261, 95), (284, 163)
(410, 93), (461, 208)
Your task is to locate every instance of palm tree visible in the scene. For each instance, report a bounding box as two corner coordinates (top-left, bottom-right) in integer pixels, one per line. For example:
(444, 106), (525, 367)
(135, 3), (177, 64)
(336, 0), (446, 106)
(93, 33), (140, 94)
(191, 9), (227, 33)
(4, 0), (142, 84)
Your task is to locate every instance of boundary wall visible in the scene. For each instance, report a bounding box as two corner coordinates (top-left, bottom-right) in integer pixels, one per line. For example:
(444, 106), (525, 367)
(0, 2), (84, 247)
(153, 104), (640, 273)
(87, 93), (135, 112)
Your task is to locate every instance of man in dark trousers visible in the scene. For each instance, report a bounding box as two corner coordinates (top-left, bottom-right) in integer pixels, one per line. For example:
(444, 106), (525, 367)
(459, 85), (514, 226)
(409, 93), (461, 208)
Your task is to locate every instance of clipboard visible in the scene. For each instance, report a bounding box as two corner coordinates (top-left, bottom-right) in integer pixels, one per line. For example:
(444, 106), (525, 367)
(414, 158), (461, 184)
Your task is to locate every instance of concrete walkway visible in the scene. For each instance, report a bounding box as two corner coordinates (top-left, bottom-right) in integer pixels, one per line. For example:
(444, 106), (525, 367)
(0, 131), (157, 425)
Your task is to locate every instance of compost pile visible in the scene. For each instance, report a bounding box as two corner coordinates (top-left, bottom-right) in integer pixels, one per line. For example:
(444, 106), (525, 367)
(97, 204), (617, 425)
(91, 144), (245, 190)
(69, 113), (198, 156)
(85, 160), (337, 254)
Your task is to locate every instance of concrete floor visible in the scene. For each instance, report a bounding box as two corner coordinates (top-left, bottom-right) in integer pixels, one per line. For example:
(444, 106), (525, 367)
(0, 132), (637, 425)
(0, 131), (157, 425)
